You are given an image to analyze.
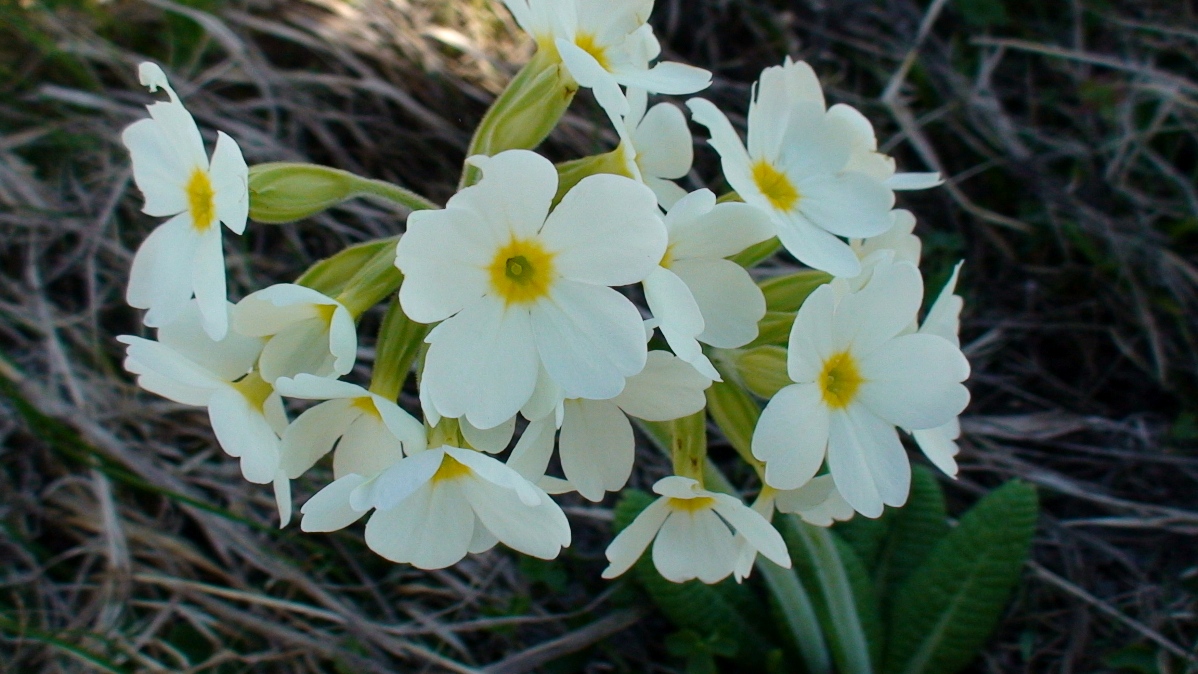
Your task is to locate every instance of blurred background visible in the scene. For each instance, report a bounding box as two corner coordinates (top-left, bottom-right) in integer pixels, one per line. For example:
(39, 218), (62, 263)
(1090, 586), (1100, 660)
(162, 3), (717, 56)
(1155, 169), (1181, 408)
(1, 0), (1196, 671)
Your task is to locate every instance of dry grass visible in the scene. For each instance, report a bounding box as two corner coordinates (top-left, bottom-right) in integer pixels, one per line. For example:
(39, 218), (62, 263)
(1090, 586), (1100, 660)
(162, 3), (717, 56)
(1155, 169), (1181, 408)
(1, 0), (1196, 671)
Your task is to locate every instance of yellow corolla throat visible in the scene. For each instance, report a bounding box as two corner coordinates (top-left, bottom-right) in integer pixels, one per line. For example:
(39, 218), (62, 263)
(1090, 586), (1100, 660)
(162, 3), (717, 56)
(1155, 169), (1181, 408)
(432, 454), (472, 483)
(751, 160), (800, 212)
(659, 243), (677, 269)
(819, 350), (864, 409)
(574, 32), (612, 71)
(231, 371), (273, 413)
(314, 303), (337, 325)
(187, 167), (217, 231)
(488, 237), (557, 305)
(667, 496), (716, 513)
(351, 396), (381, 419)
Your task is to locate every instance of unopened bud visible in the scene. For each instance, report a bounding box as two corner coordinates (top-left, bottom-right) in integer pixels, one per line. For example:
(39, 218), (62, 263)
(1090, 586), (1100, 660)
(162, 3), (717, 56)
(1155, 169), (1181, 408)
(248, 163), (358, 223)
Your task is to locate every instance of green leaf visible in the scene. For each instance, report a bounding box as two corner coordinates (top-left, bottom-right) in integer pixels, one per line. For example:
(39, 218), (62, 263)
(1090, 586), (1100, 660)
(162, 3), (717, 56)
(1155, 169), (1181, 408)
(613, 491), (777, 669)
(872, 466), (950, 604)
(884, 481), (1039, 674)
(730, 237), (780, 268)
(835, 515), (892, 571)
(779, 517), (877, 674)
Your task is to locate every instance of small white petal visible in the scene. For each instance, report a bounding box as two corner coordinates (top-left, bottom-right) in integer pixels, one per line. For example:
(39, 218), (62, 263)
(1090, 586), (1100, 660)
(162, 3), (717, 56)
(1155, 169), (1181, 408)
(634, 102), (692, 180)
(556, 37), (629, 118)
(887, 172), (943, 191)
(913, 420), (961, 477)
(461, 414), (517, 454)
(774, 213), (862, 278)
(559, 399), (634, 501)
(369, 449), (444, 511)
(300, 474), (369, 532)
(279, 397), (357, 478)
(672, 258), (767, 349)
(190, 228), (228, 340)
(128, 214), (198, 328)
(602, 497), (671, 579)
(833, 260), (924, 358)
(207, 387), (279, 484)
(209, 131), (249, 234)
(334, 414), (406, 479)
(826, 409), (883, 518)
(613, 350), (711, 421)
(786, 284), (837, 383)
(507, 415), (558, 482)
(711, 493), (790, 568)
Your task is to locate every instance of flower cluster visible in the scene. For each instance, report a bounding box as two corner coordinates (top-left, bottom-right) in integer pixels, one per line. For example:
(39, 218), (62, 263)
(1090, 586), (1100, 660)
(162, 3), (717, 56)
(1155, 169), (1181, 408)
(118, 0), (969, 586)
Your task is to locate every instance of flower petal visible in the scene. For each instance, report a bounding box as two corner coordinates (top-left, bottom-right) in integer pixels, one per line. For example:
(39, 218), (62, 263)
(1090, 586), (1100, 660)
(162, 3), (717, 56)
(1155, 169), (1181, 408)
(365, 482), (473, 569)
(423, 300), (539, 430)
(613, 350), (711, 421)
(672, 258), (766, 349)
(752, 383), (829, 491)
(128, 214), (198, 328)
(833, 259), (923, 357)
(559, 399), (634, 501)
(190, 228), (228, 340)
(531, 280), (647, 400)
(207, 387), (279, 484)
(540, 174), (665, 286)
(858, 333), (970, 430)
(602, 497), (671, 579)
(279, 397), (357, 478)
(786, 284), (836, 383)
(634, 102), (692, 180)
(462, 150), (557, 239)
(668, 200), (775, 262)
(711, 493), (790, 568)
(465, 478), (570, 559)
(300, 474), (369, 532)
(796, 172), (894, 239)
(394, 207), (496, 324)
(774, 213), (862, 278)
(209, 131), (248, 234)
(334, 415), (405, 479)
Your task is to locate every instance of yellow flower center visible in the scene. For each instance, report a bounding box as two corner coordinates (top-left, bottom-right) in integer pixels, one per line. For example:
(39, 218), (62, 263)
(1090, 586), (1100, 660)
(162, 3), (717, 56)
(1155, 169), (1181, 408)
(667, 496), (716, 513)
(351, 396), (381, 419)
(659, 243), (676, 269)
(751, 160), (799, 212)
(487, 238), (557, 305)
(819, 351), (864, 409)
(231, 371), (273, 413)
(187, 167), (217, 231)
(432, 454), (472, 483)
(574, 32), (611, 71)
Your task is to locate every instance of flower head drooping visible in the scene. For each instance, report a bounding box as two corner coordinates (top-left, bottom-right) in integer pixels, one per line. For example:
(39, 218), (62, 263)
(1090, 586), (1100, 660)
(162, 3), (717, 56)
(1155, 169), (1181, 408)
(644, 189), (775, 379)
(395, 149), (667, 430)
(275, 374), (426, 482)
(232, 284), (357, 383)
(603, 476), (790, 584)
(509, 351), (713, 501)
(502, 0), (711, 120)
(123, 63), (248, 340)
(302, 445), (571, 569)
(687, 59), (896, 278)
(118, 301), (285, 486)
(750, 258), (970, 517)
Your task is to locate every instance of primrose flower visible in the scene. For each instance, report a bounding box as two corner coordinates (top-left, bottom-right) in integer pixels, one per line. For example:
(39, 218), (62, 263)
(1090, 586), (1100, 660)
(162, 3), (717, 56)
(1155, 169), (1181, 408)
(644, 189), (774, 379)
(123, 62), (248, 340)
(611, 88), (693, 208)
(231, 284), (356, 383)
(118, 301), (285, 485)
(501, 0), (711, 119)
(275, 374), (426, 482)
(730, 477), (852, 581)
(750, 259), (970, 517)
(829, 103), (943, 191)
(688, 59), (895, 278)
(910, 262), (965, 476)
(395, 149), (666, 430)
(603, 476), (790, 583)
(302, 445), (571, 569)
(509, 351), (713, 501)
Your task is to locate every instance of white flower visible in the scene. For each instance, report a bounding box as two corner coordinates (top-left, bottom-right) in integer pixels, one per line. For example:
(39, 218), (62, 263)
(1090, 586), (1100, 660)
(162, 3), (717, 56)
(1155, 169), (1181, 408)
(772, 476), (855, 527)
(275, 374), (426, 482)
(123, 62), (248, 340)
(910, 262), (965, 476)
(852, 209), (921, 278)
(730, 478), (852, 581)
(829, 104), (943, 191)
(508, 351), (712, 501)
(688, 59), (895, 278)
(118, 301), (284, 485)
(502, 0), (711, 120)
(395, 149), (667, 430)
(611, 88), (693, 208)
(302, 445), (571, 569)
(231, 284), (357, 383)
(750, 258), (970, 517)
(602, 476), (790, 583)
(644, 189), (774, 379)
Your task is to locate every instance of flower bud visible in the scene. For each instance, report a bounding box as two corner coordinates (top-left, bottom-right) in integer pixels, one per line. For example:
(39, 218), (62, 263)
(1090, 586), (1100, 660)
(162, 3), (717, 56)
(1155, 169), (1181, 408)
(731, 345), (791, 399)
(248, 163), (359, 223)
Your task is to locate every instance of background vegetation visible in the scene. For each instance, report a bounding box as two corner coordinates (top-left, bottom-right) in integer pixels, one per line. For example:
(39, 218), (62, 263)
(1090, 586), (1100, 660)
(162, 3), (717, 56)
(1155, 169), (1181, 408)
(1, 0), (1196, 671)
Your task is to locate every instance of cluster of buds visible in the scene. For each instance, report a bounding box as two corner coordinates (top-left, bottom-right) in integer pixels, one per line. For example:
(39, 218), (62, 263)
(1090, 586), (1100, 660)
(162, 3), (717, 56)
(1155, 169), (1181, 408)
(118, 0), (968, 584)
